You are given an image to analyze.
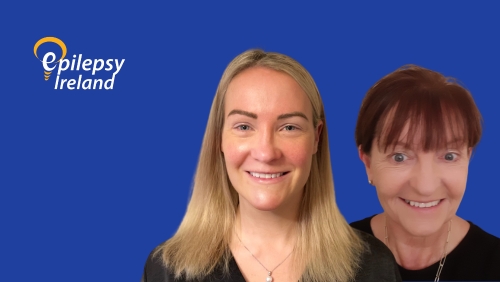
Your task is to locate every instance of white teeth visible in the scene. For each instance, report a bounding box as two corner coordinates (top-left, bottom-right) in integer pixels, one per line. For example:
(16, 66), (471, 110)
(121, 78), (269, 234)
(405, 199), (441, 208)
(250, 172), (284, 179)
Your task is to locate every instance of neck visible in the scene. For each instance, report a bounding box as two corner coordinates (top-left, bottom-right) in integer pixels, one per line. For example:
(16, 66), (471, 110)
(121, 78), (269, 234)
(231, 201), (301, 281)
(384, 214), (452, 270)
(235, 202), (299, 251)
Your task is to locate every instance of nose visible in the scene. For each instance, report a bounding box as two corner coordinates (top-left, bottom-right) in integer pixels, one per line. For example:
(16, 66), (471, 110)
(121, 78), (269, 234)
(409, 155), (442, 196)
(250, 129), (282, 163)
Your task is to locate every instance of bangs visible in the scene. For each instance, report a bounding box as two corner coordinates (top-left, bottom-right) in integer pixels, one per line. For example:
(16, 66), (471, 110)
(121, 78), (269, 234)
(375, 84), (481, 152)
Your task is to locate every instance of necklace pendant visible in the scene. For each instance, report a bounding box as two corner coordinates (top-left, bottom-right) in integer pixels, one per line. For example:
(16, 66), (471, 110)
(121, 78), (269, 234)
(266, 271), (273, 282)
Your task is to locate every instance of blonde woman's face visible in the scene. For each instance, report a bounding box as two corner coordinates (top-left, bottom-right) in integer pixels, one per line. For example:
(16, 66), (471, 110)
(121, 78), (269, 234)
(221, 67), (321, 212)
(360, 124), (470, 236)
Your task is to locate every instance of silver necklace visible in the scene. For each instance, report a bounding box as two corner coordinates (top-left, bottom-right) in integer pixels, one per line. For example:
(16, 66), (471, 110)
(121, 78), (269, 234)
(384, 215), (452, 282)
(234, 229), (294, 282)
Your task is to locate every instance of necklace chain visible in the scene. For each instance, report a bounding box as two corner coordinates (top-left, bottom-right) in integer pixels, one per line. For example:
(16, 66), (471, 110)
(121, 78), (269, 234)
(234, 229), (294, 282)
(384, 215), (452, 282)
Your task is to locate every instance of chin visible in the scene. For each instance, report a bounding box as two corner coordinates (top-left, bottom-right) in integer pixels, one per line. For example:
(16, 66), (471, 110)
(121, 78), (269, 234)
(246, 190), (294, 211)
(250, 198), (284, 211)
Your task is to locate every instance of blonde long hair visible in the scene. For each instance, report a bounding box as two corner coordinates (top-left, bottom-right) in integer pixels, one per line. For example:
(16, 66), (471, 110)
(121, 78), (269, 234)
(156, 50), (365, 281)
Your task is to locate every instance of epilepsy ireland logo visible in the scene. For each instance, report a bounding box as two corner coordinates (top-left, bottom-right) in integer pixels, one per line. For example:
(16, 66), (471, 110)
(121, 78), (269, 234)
(33, 37), (125, 90)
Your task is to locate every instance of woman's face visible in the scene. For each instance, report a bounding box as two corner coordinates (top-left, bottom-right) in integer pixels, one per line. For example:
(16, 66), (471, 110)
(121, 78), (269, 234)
(360, 123), (471, 236)
(221, 67), (322, 212)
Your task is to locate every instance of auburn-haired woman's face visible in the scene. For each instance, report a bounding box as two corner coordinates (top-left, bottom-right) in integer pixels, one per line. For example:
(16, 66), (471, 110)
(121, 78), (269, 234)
(221, 67), (321, 212)
(360, 123), (471, 236)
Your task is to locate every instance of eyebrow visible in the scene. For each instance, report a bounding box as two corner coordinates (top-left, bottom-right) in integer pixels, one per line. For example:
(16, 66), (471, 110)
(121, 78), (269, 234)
(227, 110), (309, 121)
(277, 111), (309, 121)
(227, 110), (257, 119)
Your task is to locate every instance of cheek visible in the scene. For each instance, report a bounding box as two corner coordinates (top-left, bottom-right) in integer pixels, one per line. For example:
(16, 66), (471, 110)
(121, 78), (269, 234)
(283, 140), (314, 170)
(444, 168), (468, 198)
(374, 169), (408, 197)
(222, 138), (249, 168)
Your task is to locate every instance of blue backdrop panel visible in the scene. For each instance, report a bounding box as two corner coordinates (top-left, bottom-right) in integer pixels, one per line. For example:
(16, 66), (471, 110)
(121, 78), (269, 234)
(1, 1), (499, 281)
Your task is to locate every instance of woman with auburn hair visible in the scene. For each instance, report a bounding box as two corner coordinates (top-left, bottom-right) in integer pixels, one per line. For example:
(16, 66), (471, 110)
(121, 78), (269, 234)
(351, 65), (500, 281)
(141, 50), (401, 282)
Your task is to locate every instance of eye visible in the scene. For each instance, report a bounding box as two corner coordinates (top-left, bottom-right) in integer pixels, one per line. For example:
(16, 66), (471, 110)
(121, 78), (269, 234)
(283, 125), (297, 131)
(444, 152), (458, 161)
(236, 124), (251, 131)
(392, 153), (407, 163)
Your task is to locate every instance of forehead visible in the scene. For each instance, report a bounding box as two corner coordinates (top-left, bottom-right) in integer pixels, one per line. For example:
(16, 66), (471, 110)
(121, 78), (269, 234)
(377, 106), (467, 151)
(224, 67), (312, 116)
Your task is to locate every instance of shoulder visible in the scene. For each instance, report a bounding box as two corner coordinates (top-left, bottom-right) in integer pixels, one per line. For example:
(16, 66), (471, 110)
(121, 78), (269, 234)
(464, 222), (500, 272)
(438, 221), (500, 280)
(141, 245), (178, 282)
(461, 221), (500, 259)
(350, 215), (376, 235)
(468, 221), (500, 245)
(354, 229), (402, 282)
(140, 244), (242, 282)
(356, 230), (395, 265)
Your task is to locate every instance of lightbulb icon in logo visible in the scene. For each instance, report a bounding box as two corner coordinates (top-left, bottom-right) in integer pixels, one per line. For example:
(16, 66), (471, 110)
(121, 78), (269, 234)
(34, 37), (67, 81)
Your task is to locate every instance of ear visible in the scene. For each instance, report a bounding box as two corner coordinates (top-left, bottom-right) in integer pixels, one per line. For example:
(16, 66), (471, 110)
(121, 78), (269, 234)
(313, 120), (323, 153)
(358, 145), (374, 184)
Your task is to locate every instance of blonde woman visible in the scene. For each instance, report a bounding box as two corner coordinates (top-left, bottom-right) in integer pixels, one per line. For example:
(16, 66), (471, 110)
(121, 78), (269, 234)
(141, 50), (401, 282)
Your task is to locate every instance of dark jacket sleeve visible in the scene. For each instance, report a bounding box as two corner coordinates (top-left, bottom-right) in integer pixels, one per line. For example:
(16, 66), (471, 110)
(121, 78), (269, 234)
(354, 230), (402, 282)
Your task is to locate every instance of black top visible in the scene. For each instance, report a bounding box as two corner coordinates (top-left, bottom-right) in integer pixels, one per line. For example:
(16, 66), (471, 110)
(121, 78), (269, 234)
(141, 230), (402, 282)
(350, 215), (500, 281)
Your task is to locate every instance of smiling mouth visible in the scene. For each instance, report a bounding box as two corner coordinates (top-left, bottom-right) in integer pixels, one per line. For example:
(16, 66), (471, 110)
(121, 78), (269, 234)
(402, 198), (442, 208)
(247, 171), (290, 179)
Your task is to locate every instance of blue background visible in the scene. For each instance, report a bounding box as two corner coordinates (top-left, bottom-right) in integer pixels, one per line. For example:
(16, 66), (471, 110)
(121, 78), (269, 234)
(2, 1), (499, 281)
